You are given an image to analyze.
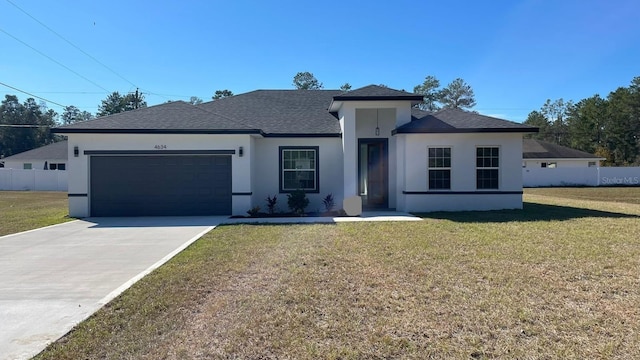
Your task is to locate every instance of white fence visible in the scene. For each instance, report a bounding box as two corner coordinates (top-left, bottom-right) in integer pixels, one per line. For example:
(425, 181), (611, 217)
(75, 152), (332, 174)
(0, 169), (68, 191)
(524, 167), (640, 187)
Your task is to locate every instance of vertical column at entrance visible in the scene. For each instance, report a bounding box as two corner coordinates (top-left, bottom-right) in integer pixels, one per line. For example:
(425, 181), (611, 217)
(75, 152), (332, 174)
(340, 105), (358, 199)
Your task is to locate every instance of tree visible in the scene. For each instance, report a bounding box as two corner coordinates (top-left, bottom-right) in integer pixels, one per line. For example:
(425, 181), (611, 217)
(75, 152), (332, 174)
(413, 75), (441, 111)
(293, 72), (323, 90)
(189, 96), (203, 105)
(0, 95), (58, 158)
(524, 110), (553, 141)
(97, 91), (146, 116)
(439, 78), (476, 110)
(339, 83), (352, 92)
(540, 98), (572, 146)
(566, 95), (607, 153)
(212, 89), (234, 100)
(61, 105), (93, 125)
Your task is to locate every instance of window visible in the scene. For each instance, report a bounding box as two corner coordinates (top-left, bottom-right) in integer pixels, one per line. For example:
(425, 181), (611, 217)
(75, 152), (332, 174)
(58, 163), (66, 170)
(588, 161), (596, 167)
(476, 147), (499, 189)
(428, 147), (451, 189)
(50, 163), (57, 170)
(23, 163), (32, 170)
(280, 147), (319, 192)
(49, 163), (66, 170)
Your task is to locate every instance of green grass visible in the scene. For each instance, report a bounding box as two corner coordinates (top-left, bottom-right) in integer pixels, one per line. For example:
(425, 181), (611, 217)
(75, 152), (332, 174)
(0, 191), (71, 236)
(525, 186), (640, 205)
(35, 188), (640, 359)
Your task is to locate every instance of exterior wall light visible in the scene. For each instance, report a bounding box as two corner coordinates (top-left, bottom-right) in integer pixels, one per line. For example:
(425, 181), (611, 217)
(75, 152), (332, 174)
(74, 146), (79, 157)
(239, 146), (244, 157)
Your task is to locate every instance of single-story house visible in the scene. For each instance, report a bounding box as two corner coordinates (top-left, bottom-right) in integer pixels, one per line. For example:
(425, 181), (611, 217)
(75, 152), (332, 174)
(523, 139), (604, 168)
(0, 141), (68, 170)
(52, 85), (537, 217)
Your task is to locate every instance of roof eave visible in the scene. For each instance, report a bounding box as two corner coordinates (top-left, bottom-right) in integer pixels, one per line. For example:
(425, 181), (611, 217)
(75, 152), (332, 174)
(392, 127), (539, 135)
(51, 128), (263, 135)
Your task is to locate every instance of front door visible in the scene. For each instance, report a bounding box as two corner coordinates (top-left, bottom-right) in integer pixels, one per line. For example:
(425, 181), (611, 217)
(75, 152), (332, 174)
(359, 139), (388, 209)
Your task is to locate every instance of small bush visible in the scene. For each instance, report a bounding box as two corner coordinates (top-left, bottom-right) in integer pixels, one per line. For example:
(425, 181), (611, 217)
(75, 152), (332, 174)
(247, 206), (261, 217)
(287, 190), (309, 215)
(322, 193), (335, 212)
(265, 195), (277, 214)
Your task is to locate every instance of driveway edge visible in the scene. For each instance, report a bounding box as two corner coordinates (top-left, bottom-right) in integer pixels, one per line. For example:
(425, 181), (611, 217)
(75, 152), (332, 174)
(98, 225), (217, 306)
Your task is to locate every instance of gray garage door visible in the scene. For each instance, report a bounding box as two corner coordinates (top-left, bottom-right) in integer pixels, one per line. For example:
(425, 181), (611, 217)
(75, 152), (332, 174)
(90, 155), (232, 216)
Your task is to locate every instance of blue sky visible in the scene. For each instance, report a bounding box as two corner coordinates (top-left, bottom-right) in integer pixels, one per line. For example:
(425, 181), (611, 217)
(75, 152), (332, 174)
(1, 0), (639, 122)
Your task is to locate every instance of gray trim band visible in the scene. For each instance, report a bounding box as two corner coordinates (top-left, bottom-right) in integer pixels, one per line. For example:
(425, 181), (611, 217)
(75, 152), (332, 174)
(68, 193), (88, 197)
(403, 191), (523, 195)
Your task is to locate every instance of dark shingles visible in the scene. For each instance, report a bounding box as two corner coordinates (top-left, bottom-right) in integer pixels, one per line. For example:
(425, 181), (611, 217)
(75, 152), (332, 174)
(394, 108), (538, 133)
(523, 139), (602, 159)
(55, 101), (260, 133)
(2, 141), (68, 161)
(333, 85), (423, 101)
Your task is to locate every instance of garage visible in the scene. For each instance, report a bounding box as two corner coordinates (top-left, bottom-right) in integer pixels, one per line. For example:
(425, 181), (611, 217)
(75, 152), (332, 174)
(90, 155), (232, 216)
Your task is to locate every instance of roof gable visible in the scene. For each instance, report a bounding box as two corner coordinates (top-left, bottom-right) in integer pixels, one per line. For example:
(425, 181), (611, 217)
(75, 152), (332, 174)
(523, 139), (603, 159)
(332, 85), (424, 101)
(393, 108), (538, 134)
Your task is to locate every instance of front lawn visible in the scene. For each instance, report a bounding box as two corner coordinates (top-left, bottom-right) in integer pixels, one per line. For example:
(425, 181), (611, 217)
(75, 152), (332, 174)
(36, 190), (640, 359)
(525, 186), (640, 205)
(0, 191), (70, 237)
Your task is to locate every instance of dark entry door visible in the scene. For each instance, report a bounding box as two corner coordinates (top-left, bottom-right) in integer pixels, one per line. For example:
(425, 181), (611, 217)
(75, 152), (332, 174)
(358, 139), (388, 208)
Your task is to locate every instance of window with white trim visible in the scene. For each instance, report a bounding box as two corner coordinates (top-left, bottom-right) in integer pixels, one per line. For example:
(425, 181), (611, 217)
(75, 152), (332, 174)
(23, 163), (32, 170)
(280, 147), (319, 192)
(476, 147), (499, 189)
(428, 147), (451, 189)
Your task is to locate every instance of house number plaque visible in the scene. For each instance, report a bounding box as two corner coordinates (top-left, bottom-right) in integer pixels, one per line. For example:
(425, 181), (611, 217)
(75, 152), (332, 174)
(154, 145), (167, 149)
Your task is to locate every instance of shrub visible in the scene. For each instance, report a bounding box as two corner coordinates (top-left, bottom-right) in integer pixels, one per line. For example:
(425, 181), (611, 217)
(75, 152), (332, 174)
(287, 189), (309, 215)
(322, 193), (335, 212)
(247, 206), (261, 217)
(266, 195), (277, 214)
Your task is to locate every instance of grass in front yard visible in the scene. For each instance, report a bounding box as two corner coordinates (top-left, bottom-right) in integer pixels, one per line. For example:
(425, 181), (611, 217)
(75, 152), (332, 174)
(526, 186), (640, 205)
(0, 191), (70, 236)
(36, 191), (640, 359)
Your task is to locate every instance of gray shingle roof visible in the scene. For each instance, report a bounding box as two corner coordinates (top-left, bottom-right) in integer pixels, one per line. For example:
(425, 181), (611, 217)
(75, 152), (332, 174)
(393, 108), (538, 134)
(523, 139), (602, 159)
(333, 85), (424, 101)
(198, 90), (342, 135)
(2, 140), (68, 161)
(54, 101), (260, 134)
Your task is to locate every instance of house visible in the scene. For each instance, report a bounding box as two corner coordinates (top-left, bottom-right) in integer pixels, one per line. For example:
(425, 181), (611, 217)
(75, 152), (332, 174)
(52, 85), (537, 217)
(523, 139), (604, 168)
(0, 141), (68, 170)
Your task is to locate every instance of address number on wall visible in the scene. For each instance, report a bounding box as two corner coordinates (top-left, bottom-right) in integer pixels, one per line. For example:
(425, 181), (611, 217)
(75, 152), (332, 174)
(154, 145), (167, 150)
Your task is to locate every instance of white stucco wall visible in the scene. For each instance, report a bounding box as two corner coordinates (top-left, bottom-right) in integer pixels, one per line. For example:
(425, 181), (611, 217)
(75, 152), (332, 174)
(523, 159), (600, 168)
(252, 137), (344, 213)
(65, 133), (252, 217)
(396, 132), (525, 212)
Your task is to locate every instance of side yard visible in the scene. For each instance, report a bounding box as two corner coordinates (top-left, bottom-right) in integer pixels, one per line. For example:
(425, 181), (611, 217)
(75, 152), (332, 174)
(0, 191), (70, 237)
(34, 188), (640, 359)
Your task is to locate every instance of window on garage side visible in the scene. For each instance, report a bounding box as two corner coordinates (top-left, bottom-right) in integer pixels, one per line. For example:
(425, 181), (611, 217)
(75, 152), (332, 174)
(428, 147), (451, 190)
(476, 147), (499, 189)
(280, 146), (319, 193)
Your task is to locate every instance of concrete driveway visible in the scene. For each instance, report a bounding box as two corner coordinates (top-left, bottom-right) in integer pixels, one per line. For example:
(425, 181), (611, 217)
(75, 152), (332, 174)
(0, 216), (224, 360)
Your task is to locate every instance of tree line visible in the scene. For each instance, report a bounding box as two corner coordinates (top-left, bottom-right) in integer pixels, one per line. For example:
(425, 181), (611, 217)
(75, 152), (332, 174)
(524, 76), (640, 166)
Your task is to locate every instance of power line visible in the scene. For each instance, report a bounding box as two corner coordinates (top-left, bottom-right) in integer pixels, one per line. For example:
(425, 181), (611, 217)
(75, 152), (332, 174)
(5, 0), (138, 89)
(0, 28), (111, 92)
(0, 81), (67, 108)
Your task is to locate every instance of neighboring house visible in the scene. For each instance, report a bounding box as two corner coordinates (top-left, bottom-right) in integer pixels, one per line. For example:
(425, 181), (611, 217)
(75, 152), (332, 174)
(53, 85), (537, 217)
(523, 139), (604, 168)
(1, 141), (68, 170)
